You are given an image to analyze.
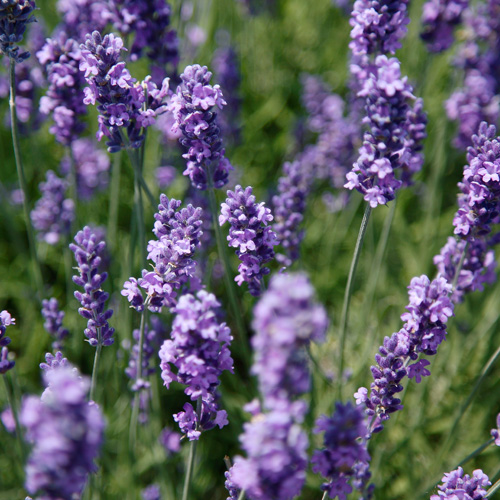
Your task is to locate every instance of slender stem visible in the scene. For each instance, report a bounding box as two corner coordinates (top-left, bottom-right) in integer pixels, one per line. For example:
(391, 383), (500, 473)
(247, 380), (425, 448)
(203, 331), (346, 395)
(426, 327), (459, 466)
(182, 398), (202, 500)
(124, 146), (156, 207)
(133, 154), (147, 268)
(451, 240), (468, 293)
(207, 187), (250, 360)
(89, 336), (103, 402)
(338, 202), (372, 399)
(3, 373), (26, 465)
(108, 151), (122, 252)
(9, 58), (43, 300)
(237, 490), (246, 500)
(486, 477), (500, 498)
(68, 144), (78, 230)
(321, 491), (328, 500)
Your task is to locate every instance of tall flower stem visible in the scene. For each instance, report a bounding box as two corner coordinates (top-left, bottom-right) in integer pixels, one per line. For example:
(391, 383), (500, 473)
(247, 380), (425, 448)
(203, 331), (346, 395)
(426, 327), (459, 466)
(2, 373), (26, 468)
(108, 152), (122, 253)
(129, 307), (147, 451)
(90, 330), (103, 402)
(9, 58), (43, 300)
(338, 202), (372, 399)
(207, 186), (249, 361)
(181, 397), (202, 500)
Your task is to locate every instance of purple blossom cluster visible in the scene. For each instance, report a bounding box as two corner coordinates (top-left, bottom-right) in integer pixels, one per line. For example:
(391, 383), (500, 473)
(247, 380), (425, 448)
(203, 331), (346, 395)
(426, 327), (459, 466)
(122, 195), (204, 312)
(453, 122), (500, 239)
(101, 0), (179, 84)
(56, 0), (107, 42)
(170, 64), (233, 190)
(491, 413), (500, 445)
(37, 32), (87, 145)
(0, 0), (36, 62)
(229, 409), (309, 500)
(251, 272), (328, 411)
(364, 275), (453, 428)
(21, 366), (105, 499)
(0, 310), (15, 374)
(312, 402), (373, 499)
(30, 170), (75, 245)
(272, 158), (314, 267)
(59, 138), (110, 200)
(345, 56), (417, 207)
(39, 351), (69, 372)
(431, 467), (490, 500)
(434, 236), (496, 303)
(220, 185), (277, 296)
(70, 226), (115, 347)
(420, 0), (468, 52)
(41, 298), (69, 351)
(80, 31), (169, 152)
(159, 290), (233, 440)
(445, 1), (500, 149)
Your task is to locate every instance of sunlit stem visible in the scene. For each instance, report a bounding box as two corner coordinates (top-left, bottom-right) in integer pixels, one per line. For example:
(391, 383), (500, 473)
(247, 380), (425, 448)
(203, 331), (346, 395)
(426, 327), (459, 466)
(181, 397), (202, 500)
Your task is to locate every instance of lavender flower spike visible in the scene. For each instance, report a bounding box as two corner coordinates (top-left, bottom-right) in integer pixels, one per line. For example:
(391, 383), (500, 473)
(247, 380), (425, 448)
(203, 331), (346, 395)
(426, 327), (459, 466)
(220, 185), (278, 296)
(70, 226), (115, 346)
(431, 467), (490, 499)
(21, 366), (105, 499)
(0, 0), (37, 62)
(41, 298), (69, 351)
(170, 64), (233, 190)
(0, 310), (15, 374)
(159, 290), (233, 440)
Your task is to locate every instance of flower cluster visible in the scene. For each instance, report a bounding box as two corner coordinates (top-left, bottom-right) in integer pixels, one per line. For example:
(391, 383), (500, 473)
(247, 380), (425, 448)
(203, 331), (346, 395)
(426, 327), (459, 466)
(80, 31), (169, 152)
(0, 310), (15, 374)
(70, 226), (115, 346)
(431, 467), (490, 500)
(159, 290), (233, 440)
(345, 56), (416, 207)
(59, 138), (110, 200)
(420, 0), (468, 52)
(37, 32), (87, 145)
(365, 275), (454, 427)
(312, 402), (373, 499)
(220, 185), (277, 296)
(30, 170), (75, 245)
(453, 122), (500, 239)
(21, 366), (105, 499)
(122, 195), (204, 312)
(56, 0), (107, 43)
(170, 64), (233, 189)
(229, 409), (309, 500)
(0, 0), (37, 62)
(41, 298), (69, 351)
(251, 272), (328, 411)
(434, 236), (496, 303)
(101, 0), (179, 84)
(39, 351), (69, 372)
(491, 413), (500, 446)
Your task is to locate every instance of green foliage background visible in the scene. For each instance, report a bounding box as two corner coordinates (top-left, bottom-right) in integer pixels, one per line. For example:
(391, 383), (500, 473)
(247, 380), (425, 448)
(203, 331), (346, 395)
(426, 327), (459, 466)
(1, 0), (500, 499)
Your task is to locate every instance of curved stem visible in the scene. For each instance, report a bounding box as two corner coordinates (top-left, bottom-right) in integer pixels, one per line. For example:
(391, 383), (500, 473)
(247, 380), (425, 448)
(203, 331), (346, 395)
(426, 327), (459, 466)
(9, 58), (43, 300)
(338, 202), (372, 399)
(182, 397), (202, 500)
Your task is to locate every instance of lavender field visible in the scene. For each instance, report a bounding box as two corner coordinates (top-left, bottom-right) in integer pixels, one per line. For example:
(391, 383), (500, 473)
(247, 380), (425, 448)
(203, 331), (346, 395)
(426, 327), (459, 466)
(1, 0), (500, 499)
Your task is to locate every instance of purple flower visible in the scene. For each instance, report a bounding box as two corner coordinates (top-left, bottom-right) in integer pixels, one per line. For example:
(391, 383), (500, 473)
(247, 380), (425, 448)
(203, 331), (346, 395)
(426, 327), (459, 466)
(220, 185), (277, 296)
(366, 275), (454, 427)
(453, 122), (500, 238)
(0, 0), (37, 62)
(141, 484), (161, 500)
(229, 409), (308, 500)
(39, 351), (69, 372)
(70, 226), (115, 347)
(0, 310), (15, 375)
(159, 290), (233, 439)
(251, 273), (328, 412)
(37, 32), (87, 145)
(431, 467), (490, 499)
(420, 0), (468, 52)
(312, 402), (373, 499)
(41, 298), (69, 351)
(20, 366), (105, 499)
(30, 170), (75, 245)
(434, 236), (496, 303)
(59, 138), (110, 200)
(491, 413), (500, 446)
(345, 55), (416, 207)
(170, 64), (233, 189)
(122, 195), (204, 312)
(159, 426), (181, 455)
(56, 0), (108, 43)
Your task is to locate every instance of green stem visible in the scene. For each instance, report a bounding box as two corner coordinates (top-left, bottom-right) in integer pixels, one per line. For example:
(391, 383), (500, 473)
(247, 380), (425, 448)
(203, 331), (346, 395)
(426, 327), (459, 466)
(89, 336), (103, 402)
(9, 58), (43, 300)
(133, 155), (147, 268)
(181, 398), (202, 500)
(338, 202), (372, 399)
(124, 146), (156, 207)
(107, 151), (122, 252)
(237, 490), (246, 500)
(486, 477), (500, 498)
(207, 187), (250, 360)
(3, 373), (26, 466)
